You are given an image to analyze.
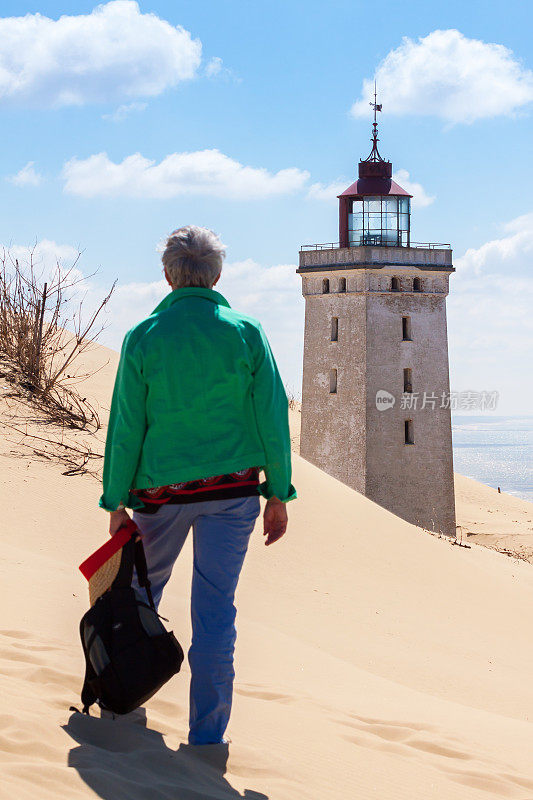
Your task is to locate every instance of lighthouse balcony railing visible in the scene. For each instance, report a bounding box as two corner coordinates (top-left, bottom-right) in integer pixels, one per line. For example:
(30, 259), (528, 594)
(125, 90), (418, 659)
(300, 241), (452, 251)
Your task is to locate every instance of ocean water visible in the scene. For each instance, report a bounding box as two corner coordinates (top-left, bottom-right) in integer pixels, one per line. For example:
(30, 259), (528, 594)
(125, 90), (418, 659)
(452, 416), (533, 502)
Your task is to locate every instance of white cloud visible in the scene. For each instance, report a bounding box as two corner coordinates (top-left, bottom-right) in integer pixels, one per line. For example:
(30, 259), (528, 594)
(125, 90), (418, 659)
(205, 57), (223, 78)
(6, 239), (81, 273)
(222, 259), (300, 317)
(393, 169), (435, 208)
(351, 29), (533, 123)
(0, 1), (202, 108)
(102, 101), (147, 122)
(455, 213), (533, 276)
(306, 180), (347, 201)
(204, 56), (238, 82)
(61, 149), (310, 200)
(95, 278), (168, 346)
(448, 212), (533, 412)
(7, 161), (43, 187)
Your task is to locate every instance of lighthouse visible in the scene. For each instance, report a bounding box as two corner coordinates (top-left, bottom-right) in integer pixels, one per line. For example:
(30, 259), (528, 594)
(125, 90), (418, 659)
(297, 100), (456, 536)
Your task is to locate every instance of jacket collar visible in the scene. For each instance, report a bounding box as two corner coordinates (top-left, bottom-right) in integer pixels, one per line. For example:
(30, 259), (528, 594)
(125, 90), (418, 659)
(150, 287), (231, 316)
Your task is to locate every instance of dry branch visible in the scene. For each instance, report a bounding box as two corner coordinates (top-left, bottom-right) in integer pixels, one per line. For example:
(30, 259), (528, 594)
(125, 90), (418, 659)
(3, 421), (104, 478)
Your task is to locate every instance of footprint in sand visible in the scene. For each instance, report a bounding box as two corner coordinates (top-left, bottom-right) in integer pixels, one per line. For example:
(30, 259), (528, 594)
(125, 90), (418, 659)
(444, 766), (529, 798)
(234, 686), (294, 704)
(0, 629), (33, 639)
(407, 738), (471, 760)
(0, 630), (58, 669)
(339, 713), (533, 798)
(0, 629), (80, 692)
(350, 713), (437, 732)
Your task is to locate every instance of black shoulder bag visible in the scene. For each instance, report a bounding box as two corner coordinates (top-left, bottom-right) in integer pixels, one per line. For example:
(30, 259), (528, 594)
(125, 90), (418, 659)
(72, 534), (184, 715)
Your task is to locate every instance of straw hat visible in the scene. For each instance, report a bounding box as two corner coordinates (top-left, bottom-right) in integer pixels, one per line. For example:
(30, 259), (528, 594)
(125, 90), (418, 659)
(79, 519), (139, 606)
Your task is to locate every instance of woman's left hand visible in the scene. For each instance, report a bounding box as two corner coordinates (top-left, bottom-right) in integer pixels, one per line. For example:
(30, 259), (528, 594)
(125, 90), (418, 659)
(109, 509), (131, 536)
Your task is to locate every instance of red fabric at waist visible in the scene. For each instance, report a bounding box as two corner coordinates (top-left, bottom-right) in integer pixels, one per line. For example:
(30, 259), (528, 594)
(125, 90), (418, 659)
(131, 467), (260, 513)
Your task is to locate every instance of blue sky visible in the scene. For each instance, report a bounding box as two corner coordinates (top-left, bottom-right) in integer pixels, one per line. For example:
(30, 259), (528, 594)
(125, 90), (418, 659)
(0, 1), (532, 413)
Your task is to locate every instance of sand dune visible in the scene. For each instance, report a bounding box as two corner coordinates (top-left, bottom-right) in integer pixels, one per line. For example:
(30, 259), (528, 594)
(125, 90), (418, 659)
(1, 338), (533, 799)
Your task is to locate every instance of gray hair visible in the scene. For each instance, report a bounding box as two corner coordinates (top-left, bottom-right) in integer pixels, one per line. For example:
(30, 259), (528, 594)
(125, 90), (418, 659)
(162, 225), (226, 289)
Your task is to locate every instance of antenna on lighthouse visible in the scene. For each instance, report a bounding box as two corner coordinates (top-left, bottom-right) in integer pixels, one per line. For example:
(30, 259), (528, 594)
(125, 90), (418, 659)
(370, 80), (382, 124)
(364, 81), (385, 163)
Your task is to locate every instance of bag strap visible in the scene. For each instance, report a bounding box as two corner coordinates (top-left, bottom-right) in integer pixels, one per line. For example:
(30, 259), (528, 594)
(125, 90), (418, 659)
(110, 524), (155, 611)
(134, 538), (156, 612)
(78, 617), (98, 714)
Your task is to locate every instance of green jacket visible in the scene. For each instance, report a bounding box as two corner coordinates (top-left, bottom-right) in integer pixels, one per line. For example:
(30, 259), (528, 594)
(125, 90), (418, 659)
(99, 287), (296, 512)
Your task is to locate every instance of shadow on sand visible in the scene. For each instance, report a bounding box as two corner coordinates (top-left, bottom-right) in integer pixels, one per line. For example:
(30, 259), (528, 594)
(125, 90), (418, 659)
(63, 708), (268, 800)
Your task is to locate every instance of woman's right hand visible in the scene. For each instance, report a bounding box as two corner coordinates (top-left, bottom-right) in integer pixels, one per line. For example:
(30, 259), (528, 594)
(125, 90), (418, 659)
(109, 509), (131, 537)
(263, 497), (288, 546)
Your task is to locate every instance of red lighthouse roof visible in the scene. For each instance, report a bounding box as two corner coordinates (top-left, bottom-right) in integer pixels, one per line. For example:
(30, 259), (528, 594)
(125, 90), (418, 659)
(338, 176), (412, 199)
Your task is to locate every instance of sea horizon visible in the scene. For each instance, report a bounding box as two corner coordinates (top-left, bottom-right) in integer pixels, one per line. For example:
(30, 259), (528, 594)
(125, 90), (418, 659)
(452, 415), (533, 502)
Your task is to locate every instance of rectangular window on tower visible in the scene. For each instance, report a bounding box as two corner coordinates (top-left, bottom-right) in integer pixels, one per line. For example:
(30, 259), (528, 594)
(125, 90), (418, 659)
(329, 369), (337, 394)
(403, 368), (413, 393)
(404, 419), (414, 445)
(331, 317), (338, 342)
(402, 316), (412, 341)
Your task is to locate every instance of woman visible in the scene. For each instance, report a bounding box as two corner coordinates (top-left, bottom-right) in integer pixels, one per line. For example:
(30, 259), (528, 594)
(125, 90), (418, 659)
(98, 225), (296, 745)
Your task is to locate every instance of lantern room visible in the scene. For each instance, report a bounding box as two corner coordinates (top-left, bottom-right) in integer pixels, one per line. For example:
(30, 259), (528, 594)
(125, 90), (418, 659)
(338, 101), (412, 249)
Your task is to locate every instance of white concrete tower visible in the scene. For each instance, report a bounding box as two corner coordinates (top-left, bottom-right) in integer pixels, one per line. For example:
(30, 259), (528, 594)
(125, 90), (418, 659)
(297, 102), (456, 536)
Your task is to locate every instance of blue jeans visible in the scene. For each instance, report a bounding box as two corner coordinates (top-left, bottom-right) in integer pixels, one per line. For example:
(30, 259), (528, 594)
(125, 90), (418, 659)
(131, 494), (261, 745)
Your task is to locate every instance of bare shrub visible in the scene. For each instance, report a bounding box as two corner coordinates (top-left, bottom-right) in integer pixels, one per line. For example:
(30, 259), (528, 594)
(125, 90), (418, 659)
(0, 245), (116, 431)
(285, 386), (301, 411)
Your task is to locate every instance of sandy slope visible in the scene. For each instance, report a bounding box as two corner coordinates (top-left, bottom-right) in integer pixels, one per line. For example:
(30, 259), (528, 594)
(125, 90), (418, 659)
(1, 340), (533, 800)
(455, 474), (533, 561)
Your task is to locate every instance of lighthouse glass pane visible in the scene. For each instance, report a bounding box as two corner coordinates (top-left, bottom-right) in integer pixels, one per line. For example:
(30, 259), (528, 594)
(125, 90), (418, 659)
(348, 200), (364, 245)
(350, 210), (363, 228)
(384, 231), (399, 246)
(348, 195), (410, 247)
(365, 197), (381, 212)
